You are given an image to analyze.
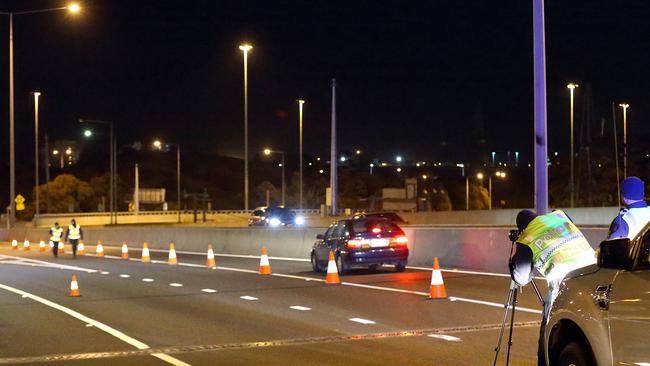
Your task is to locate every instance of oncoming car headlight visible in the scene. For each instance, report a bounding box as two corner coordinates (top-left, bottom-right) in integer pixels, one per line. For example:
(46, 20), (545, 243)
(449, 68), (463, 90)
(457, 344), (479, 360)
(295, 216), (305, 226)
(269, 217), (281, 227)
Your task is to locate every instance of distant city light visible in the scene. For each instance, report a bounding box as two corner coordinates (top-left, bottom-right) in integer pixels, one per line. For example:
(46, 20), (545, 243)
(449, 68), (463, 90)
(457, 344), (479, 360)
(381, 162), (387, 167)
(356, 150), (361, 155)
(153, 140), (162, 148)
(308, 162), (312, 166)
(83, 129), (92, 137)
(65, 147), (72, 155)
(68, 3), (81, 13)
(416, 163), (420, 167)
(396, 167), (402, 172)
(369, 163), (374, 167)
(278, 163), (283, 167)
(395, 156), (402, 163)
(422, 174), (428, 180)
(319, 169), (324, 174)
(316, 157), (321, 161)
(340, 156), (347, 162)
(476, 172), (484, 180)
(52, 149), (59, 155)
(554, 152), (559, 156)
(263, 148), (272, 155)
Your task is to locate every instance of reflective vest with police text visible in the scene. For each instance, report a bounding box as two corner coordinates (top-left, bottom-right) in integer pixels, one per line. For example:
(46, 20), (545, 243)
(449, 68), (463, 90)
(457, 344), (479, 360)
(517, 210), (595, 281)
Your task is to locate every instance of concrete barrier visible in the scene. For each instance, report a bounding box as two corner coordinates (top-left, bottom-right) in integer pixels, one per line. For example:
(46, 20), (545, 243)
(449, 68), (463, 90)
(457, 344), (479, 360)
(2, 225), (609, 273)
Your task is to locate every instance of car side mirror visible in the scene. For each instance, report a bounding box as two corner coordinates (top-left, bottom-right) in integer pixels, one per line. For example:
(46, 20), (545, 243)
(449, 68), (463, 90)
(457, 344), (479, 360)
(316, 234), (324, 240)
(598, 238), (633, 270)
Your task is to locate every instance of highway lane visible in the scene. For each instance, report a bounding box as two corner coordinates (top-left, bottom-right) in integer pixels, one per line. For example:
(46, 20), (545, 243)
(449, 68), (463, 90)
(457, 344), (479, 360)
(0, 244), (541, 365)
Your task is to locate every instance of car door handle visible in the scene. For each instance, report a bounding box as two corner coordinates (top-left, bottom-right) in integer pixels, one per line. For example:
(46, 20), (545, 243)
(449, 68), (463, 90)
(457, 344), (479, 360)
(592, 284), (612, 310)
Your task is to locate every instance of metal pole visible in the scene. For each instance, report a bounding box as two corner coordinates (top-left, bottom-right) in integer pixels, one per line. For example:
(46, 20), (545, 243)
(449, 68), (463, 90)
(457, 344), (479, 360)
(465, 176), (469, 211)
(281, 152), (286, 207)
(299, 100), (304, 210)
(45, 135), (50, 213)
(34, 92), (41, 217)
(330, 79), (338, 216)
(177, 144), (181, 223)
(489, 176), (493, 211)
(242, 49), (249, 211)
(622, 106), (627, 179)
(110, 123), (114, 224)
(533, 0), (549, 215)
(8, 13), (15, 227)
(612, 103), (621, 206)
(569, 87), (575, 208)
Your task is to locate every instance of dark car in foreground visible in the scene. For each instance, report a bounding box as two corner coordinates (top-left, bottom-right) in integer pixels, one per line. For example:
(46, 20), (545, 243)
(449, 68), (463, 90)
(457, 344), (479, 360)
(248, 206), (305, 227)
(311, 218), (409, 274)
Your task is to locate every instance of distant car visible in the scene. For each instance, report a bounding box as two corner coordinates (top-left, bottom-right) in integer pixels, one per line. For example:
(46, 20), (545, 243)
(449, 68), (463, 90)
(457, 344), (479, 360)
(350, 211), (408, 224)
(544, 224), (650, 365)
(311, 218), (409, 274)
(248, 206), (305, 227)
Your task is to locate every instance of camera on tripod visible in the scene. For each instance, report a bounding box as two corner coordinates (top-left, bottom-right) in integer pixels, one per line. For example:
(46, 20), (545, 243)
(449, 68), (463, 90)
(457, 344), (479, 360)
(508, 229), (520, 243)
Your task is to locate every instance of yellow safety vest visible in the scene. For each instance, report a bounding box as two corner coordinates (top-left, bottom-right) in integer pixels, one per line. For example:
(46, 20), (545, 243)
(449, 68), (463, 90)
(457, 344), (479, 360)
(50, 227), (63, 242)
(68, 225), (81, 240)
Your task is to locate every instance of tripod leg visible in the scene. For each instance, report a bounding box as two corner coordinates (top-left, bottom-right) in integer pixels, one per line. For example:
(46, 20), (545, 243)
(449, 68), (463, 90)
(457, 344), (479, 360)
(531, 280), (546, 306)
(505, 286), (519, 366)
(493, 282), (516, 366)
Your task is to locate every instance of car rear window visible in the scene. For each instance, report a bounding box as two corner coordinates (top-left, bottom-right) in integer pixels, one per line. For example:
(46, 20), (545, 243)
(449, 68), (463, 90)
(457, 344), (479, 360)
(351, 220), (403, 235)
(366, 213), (404, 222)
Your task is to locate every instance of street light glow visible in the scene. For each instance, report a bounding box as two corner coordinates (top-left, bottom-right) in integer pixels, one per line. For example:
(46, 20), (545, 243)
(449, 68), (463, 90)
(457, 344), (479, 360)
(68, 3), (81, 13)
(356, 150), (361, 155)
(396, 167), (402, 172)
(65, 147), (72, 155)
(83, 129), (92, 137)
(396, 156), (402, 162)
(422, 174), (428, 180)
(239, 44), (253, 52)
(263, 148), (272, 155)
(566, 83), (578, 89)
(619, 103), (630, 109)
(153, 140), (162, 149)
(52, 149), (59, 155)
(340, 156), (346, 162)
(476, 172), (484, 180)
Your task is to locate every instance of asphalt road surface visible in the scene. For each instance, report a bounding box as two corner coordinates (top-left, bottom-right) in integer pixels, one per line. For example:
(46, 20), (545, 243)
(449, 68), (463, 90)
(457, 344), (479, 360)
(0, 242), (546, 365)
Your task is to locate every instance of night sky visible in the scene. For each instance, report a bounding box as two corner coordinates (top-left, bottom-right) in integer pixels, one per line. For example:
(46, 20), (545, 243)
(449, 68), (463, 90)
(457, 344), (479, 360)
(2, 0), (650, 186)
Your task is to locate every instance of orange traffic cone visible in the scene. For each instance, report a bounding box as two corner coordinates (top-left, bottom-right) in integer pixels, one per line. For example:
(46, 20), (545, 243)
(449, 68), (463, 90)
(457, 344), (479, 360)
(11, 239), (17, 250)
(168, 243), (177, 265)
(206, 244), (216, 268)
(325, 251), (341, 284)
(259, 247), (271, 275)
(429, 257), (447, 299)
(96, 240), (105, 257)
(141, 242), (151, 263)
(58, 242), (65, 254)
(69, 275), (80, 297)
(78, 241), (85, 255)
(121, 242), (129, 259)
(22, 239), (30, 251)
(39, 240), (46, 252)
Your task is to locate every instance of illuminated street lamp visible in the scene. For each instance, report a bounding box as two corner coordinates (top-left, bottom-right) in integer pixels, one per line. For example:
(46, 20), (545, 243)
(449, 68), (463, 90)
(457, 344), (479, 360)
(83, 129), (92, 137)
(396, 156), (402, 163)
(153, 140), (182, 223)
(298, 99), (305, 210)
(239, 43), (252, 211)
(567, 83), (578, 207)
(33, 92), (41, 217)
(263, 148), (286, 206)
(619, 103), (630, 178)
(476, 171), (506, 210)
(2, 3), (81, 227)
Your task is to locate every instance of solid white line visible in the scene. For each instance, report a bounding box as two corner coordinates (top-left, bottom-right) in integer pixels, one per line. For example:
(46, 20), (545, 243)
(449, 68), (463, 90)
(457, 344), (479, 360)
(349, 318), (376, 325)
(0, 254), (98, 273)
(428, 334), (462, 342)
(240, 296), (258, 301)
(0, 283), (190, 366)
(449, 296), (542, 314)
(289, 305), (311, 311)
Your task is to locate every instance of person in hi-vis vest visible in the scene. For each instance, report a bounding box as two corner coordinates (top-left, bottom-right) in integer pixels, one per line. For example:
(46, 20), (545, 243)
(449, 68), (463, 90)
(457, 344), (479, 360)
(510, 210), (596, 366)
(64, 219), (84, 258)
(608, 176), (650, 239)
(49, 222), (64, 258)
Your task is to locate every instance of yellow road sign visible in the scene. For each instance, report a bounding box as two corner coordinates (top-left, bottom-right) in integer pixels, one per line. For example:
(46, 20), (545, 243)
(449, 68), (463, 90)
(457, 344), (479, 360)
(16, 203), (25, 211)
(15, 194), (24, 204)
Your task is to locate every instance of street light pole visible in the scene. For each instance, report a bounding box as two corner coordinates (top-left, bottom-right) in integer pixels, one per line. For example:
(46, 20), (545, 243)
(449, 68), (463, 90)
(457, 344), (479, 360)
(33, 91), (41, 217)
(239, 44), (252, 211)
(465, 176), (469, 211)
(2, 4), (81, 227)
(533, 0), (549, 215)
(263, 149), (286, 207)
(567, 83), (578, 208)
(176, 144), (181, 223)
(619, 103), (629, 179)
(298, 99), (305, 210)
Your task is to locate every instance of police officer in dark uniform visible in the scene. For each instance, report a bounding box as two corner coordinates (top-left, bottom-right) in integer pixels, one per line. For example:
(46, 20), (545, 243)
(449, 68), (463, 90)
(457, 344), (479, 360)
(608, 176), (650, 239)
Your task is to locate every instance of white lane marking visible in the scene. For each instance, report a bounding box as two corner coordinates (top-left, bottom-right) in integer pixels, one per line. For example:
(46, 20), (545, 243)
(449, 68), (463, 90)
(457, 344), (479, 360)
(169, 283), (183, 287)
(97, 245), (310, 262)
(428, 334), (462, 342)
(86, 324), (94, 327)
(240, 296), (258, 301)
(142, 278), (154, 282)
(349, 318), (376, 325)
(119, 274), (131, 278)
(289, 305), (311, 311)
(100, 271), (110, 275)
(449, 296), (542, 314)
(408, 265), (545, 280)
(0, 283), (190, 366)
(0, 254), (97, 273)
(100, 248), (543, 314)
(201, 289), (217, 293)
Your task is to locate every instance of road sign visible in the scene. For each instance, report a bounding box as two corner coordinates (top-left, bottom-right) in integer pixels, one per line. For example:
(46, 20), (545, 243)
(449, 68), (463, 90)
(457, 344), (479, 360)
(15, 195), (25, 211)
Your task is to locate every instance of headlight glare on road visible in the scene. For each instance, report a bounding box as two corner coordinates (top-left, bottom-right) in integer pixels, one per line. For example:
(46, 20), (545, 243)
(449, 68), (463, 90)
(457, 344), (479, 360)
(269, 217), (281, 227)
(295, 216), (305, 226)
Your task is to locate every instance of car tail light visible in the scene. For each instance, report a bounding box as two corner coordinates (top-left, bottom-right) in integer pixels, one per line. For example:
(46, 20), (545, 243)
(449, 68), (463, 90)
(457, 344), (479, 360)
(371, 227), (381, 234)
(390, 236), (408, 247)
(347, 239), (370, 249)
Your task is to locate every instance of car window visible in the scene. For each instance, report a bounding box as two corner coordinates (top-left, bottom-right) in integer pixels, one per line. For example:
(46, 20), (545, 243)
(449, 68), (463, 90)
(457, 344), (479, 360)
(323, 225), (335, 239)
(331, 221), (347, 238)
(351, 219), (403, 235)
(253, 210), (264, 216)
(637, 230), (650, 270)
